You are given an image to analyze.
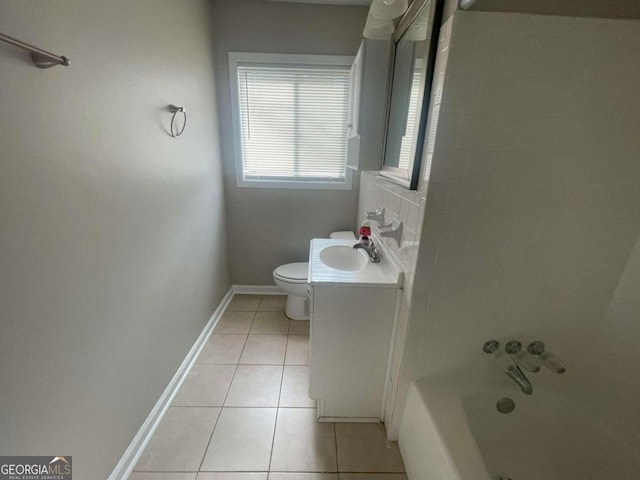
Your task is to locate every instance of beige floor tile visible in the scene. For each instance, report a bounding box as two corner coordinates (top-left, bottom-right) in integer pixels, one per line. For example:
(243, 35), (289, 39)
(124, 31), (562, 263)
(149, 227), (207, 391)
(135, 407), (219, 472)
(227, 294), (261, 311)
(200, 407), (276, 471)
(198, 334), (247, 364)
(338, 475), (407, 480)
(240, 334), (287, 365)
(251, 312), (291, 334)
(270, 408), (337, 472)
(215, 311), (255, 334)
(279, 366), (314, 408)
(173, 364), (235, 406)
(335, 424), (405, 473)
(288, 320), (310, 335)
(285, 335), (309, 365)
(130, 474), (197, 480)
(270, 475), (337, 480)
(197, 474), (267, 480)
(224, 365), (283, 407)
(258, 295), (287, 311)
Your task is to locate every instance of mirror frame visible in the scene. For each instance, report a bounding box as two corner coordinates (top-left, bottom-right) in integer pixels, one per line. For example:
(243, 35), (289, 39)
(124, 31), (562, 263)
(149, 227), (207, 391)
(379, 0), (444, 190)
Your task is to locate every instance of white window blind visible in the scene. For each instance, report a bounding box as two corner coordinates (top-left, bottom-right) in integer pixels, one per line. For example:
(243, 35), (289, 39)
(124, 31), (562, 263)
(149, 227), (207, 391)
(236, 64), (350, 183)
(398, 67), (422, 171)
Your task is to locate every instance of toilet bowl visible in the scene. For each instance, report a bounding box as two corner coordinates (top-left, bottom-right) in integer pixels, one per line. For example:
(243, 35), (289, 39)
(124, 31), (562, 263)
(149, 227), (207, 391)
(273, 231), (356, 320)
(273, 262), (310, 320)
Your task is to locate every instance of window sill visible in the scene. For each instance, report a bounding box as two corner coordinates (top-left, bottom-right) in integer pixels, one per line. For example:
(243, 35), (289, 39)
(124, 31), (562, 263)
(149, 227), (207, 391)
(237, 174), (353, 191)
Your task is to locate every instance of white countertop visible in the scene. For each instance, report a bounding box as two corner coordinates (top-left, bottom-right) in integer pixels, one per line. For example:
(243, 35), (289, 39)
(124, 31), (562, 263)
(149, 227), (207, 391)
(308, 238), (403, 288)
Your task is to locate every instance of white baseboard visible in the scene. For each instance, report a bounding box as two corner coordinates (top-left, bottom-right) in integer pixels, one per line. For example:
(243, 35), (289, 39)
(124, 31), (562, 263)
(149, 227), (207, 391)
(318, 416), (381, 423)
(232, 284), (284, 295)
(108, 287), (234, 480)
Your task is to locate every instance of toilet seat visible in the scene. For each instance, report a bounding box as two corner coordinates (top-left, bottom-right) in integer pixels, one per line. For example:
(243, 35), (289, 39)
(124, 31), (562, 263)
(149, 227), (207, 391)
(273, 262), (308, 284)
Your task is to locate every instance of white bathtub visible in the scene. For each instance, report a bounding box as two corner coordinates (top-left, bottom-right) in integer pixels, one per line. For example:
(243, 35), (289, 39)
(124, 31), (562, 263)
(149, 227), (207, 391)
(398, 377), (638, 480)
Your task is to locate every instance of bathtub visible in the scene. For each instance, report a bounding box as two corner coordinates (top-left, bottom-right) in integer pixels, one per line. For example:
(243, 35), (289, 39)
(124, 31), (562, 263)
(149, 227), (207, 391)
(398, 377), (638, 480)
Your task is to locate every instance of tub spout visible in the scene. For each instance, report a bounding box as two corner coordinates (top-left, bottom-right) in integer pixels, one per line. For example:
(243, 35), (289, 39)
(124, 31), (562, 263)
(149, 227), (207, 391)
(505, 364), (533, 395)
(484, 340), (534, 395)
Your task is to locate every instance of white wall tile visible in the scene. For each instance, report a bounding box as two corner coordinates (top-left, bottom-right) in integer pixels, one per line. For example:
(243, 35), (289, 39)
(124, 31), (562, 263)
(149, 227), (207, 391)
(447, 30), (511, 75)
(440, 72), (483, 113)
(429, 148), (468, 183)
(461, 149), (497, 183)
(385, 11), (640, 446)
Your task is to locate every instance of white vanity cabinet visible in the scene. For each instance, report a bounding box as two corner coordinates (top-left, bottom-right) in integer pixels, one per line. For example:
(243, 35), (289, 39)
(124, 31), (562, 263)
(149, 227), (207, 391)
(307, 239), (402, 422)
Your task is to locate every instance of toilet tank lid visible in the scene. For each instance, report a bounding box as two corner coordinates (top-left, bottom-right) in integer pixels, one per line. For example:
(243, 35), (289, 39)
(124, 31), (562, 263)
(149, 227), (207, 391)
(274, 262), (309, 281)
(330, 231), (356, 240)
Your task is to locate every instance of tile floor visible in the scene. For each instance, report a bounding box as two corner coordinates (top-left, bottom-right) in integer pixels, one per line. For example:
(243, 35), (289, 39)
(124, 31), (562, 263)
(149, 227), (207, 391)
(131, 294), (406, 480)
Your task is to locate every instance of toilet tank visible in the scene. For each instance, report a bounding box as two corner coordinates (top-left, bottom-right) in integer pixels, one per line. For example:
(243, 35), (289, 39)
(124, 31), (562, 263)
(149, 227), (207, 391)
(329, 231), (356, 240)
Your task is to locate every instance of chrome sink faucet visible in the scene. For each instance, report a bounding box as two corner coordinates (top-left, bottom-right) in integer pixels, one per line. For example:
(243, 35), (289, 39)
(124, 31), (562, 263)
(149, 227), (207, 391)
(353, 239), (381, 263)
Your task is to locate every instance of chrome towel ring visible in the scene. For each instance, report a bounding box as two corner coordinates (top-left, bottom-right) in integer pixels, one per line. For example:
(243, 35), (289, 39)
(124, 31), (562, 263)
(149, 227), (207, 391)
(168, 104), (187, 137)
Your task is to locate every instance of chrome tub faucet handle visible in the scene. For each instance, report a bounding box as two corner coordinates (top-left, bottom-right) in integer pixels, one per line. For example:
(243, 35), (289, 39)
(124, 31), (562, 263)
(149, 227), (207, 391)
(527, 341), (566, 374)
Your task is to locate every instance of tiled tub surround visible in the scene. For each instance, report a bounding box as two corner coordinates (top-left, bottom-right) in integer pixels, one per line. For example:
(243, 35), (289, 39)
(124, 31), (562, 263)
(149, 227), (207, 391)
(393, 10), (640, 448)
(132, 294), (406, 479)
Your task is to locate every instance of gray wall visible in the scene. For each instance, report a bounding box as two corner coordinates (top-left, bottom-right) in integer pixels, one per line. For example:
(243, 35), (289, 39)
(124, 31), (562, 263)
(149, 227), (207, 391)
(211, 0), (367, 285)
(0, 1), (229, 477)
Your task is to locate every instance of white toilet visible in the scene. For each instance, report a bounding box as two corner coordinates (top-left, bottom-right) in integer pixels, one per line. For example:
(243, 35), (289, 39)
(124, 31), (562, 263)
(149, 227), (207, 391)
(273, 231), (356, 320)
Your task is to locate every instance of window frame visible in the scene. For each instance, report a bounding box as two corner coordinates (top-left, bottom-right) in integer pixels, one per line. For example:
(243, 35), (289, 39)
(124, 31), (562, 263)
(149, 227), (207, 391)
(228, 52), (354, 190)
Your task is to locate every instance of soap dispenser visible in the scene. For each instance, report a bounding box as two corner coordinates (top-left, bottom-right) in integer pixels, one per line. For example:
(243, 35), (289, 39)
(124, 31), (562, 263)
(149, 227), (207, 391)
(359, 221), (371, 244)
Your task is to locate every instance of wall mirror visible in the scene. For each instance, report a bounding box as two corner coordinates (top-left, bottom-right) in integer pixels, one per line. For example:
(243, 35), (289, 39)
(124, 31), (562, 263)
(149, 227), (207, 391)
(379, 0), (442, 190)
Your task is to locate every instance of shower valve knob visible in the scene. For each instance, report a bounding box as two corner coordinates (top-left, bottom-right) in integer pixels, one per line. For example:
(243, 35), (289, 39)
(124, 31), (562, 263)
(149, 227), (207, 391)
(527, 341), (566, 374)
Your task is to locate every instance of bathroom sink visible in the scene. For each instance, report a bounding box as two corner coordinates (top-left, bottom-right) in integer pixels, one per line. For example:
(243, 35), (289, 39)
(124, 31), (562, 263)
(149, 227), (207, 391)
(309, 239), (403, 287)
(319, 245), (368, 272)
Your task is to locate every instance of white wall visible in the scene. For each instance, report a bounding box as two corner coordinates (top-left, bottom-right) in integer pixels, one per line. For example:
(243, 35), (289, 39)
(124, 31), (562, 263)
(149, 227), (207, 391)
(211, 0), (367, 285)
(0, 1), (229, 477)
(576, 231), (640, 445)
(390, 11), (640, 442)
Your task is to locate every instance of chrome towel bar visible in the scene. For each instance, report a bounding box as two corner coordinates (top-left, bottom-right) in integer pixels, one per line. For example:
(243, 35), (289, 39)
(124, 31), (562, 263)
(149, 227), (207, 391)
(0, 31), (69, 68)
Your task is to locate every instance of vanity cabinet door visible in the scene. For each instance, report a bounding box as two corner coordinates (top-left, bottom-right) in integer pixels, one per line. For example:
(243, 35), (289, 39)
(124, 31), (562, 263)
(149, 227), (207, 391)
(309, 285), (399, 419)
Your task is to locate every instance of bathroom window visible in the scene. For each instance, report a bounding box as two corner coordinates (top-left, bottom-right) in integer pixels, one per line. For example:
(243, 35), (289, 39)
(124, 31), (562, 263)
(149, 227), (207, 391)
(229, 52), (353, 189)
